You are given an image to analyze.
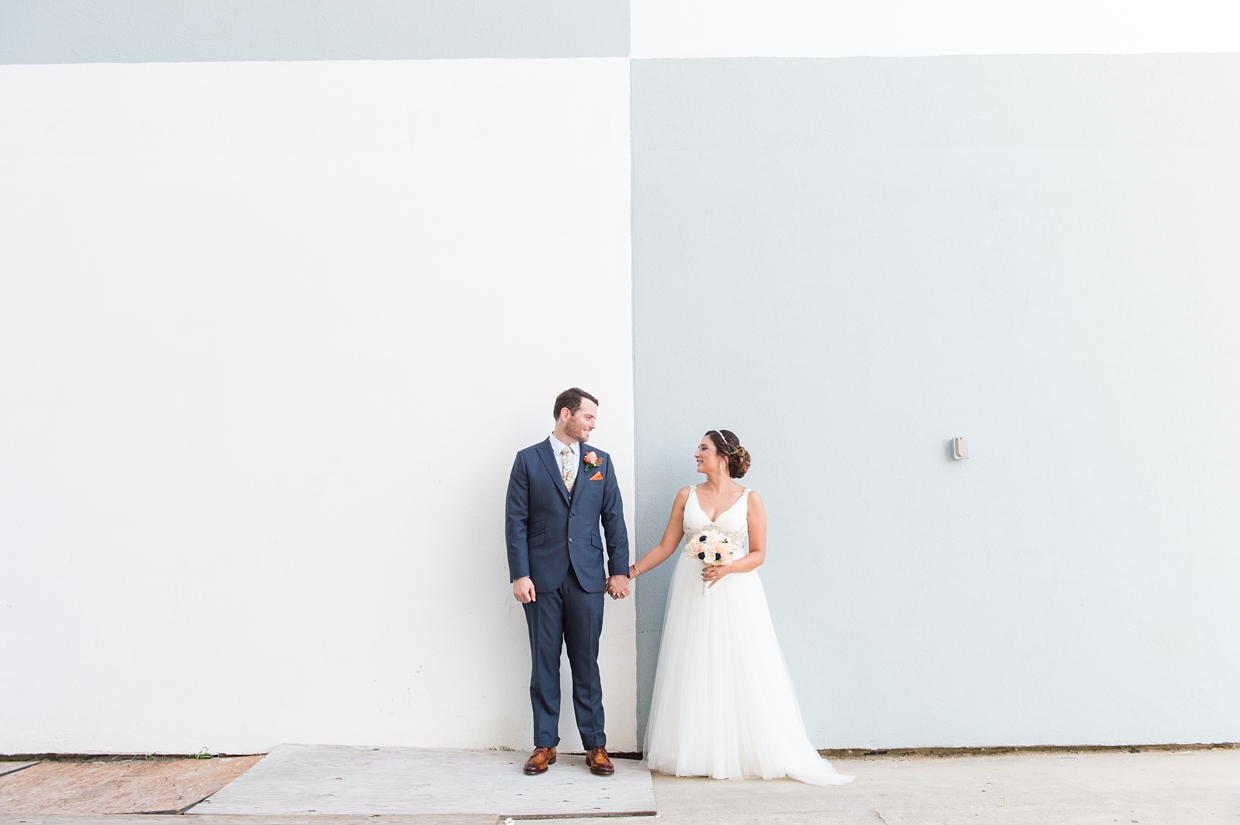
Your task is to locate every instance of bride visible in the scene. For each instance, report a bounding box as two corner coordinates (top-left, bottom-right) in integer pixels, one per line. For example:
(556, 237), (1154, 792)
(629, 430), (852, 786)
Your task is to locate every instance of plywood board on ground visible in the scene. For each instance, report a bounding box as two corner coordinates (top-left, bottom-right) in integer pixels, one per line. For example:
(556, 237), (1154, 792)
(0, 756), (262, 814)
(0, 816), (493, 825)
(0, 765), (36, 780)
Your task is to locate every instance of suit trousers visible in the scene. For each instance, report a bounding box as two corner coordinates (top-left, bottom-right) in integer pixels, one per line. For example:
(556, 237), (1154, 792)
(523, 564), (606, 749)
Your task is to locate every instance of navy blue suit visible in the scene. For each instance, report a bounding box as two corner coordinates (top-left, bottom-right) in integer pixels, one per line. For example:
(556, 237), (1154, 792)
(506, 440), (629, 749)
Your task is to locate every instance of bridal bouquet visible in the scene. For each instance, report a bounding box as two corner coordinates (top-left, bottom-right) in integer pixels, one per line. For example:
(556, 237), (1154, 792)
(692, 529), (733, 595)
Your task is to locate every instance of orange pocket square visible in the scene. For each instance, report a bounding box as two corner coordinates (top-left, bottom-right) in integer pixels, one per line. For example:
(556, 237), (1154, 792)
(589, 471), (603, 481)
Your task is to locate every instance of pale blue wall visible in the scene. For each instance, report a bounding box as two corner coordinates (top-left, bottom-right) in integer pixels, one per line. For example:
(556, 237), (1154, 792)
(632, 54), (1240, 749)
(0, 0), (628, 62)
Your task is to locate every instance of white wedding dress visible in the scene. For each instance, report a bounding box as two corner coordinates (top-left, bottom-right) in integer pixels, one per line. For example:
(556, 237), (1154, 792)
(644, 486), (853, 785)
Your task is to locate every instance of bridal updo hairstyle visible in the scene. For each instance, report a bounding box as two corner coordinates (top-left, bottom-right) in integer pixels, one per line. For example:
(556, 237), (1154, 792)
(706, 429), (752, 479)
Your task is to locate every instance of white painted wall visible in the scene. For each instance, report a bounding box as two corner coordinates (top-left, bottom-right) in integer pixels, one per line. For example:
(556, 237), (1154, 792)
(632, 0), (1240, 58)
(0, 58), (636, 755)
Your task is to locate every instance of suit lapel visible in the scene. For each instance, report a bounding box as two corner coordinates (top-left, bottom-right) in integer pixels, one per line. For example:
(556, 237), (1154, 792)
(536, 439), (571, 505)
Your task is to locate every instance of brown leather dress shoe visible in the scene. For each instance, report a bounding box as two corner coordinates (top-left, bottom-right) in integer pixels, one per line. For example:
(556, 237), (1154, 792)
(523, 746), (556, 775)
(586, 746), (614, 775)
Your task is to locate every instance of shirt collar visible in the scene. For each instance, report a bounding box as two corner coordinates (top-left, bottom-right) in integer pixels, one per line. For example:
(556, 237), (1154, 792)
(549, 434), (579, 459)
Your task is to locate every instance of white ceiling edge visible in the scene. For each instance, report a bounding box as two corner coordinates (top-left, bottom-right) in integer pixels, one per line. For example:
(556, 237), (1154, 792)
(630, 0), (1240, 59)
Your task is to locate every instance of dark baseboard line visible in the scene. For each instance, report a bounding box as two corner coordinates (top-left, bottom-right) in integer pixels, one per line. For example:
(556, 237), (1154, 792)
(0, 752), (266, 762)
(817, 742), (1239, 759)
(3, 742), (1236, 764)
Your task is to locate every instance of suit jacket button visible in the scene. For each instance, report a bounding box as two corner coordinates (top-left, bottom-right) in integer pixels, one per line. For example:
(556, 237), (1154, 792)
(569, 538), (573, 542)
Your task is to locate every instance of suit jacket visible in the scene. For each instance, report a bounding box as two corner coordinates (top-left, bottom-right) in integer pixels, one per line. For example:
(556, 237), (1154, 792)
(505, 440), (629, 594)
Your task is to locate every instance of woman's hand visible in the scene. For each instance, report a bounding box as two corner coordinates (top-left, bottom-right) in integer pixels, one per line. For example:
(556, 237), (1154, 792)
(605, 574), (630, 600)
(701, 563), (732, 587)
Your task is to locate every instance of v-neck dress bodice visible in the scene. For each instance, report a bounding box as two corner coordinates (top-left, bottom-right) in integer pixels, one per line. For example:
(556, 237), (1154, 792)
(683, 485), (750, 557)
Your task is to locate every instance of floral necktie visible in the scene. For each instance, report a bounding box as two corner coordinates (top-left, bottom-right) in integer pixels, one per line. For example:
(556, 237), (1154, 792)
(561, 445), (576, 492)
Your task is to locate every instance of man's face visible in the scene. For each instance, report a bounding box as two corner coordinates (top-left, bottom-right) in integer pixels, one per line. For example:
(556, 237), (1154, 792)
(563, 399), (598, 443)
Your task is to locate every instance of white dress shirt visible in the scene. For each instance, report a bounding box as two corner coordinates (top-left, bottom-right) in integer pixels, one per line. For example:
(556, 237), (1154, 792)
(548, 434), (580, 486)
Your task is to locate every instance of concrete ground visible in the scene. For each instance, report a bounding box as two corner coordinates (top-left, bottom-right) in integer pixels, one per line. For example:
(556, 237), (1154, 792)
(1, 748), (1237, 825)
(188, 745), (654, 817)
(625, 748), (1240, 824)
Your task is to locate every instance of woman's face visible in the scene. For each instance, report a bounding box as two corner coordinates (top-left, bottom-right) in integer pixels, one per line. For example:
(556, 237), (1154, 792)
(694, 435), (720, 473)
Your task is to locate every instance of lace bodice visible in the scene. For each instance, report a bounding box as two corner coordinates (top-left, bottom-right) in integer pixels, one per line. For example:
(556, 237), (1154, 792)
(683, 485), (750, 556)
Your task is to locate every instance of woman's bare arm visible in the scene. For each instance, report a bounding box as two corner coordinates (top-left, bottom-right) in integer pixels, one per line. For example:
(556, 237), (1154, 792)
(629, 487), (691, 577)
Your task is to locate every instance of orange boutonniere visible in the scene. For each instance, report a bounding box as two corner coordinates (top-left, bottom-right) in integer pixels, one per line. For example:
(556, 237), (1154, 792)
(584, 451), (603, 468)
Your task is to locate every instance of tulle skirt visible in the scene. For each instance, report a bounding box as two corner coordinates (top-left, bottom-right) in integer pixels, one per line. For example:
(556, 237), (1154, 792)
(644, 552), (853, 785)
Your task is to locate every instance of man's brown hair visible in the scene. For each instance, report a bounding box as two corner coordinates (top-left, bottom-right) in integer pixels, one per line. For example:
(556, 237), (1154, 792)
(554, 387), (599, 420)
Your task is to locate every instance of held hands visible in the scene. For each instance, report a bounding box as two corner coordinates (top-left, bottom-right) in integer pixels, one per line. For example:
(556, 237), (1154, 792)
(605, 574), (630, 600)
(516, 575), (630, 602)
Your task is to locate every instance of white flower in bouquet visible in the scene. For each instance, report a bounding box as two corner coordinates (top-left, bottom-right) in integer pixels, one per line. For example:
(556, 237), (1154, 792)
(692, 529), (733, 595)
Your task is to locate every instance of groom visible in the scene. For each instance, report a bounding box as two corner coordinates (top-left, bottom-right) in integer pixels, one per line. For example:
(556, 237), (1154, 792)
(506, 387), (630, 776)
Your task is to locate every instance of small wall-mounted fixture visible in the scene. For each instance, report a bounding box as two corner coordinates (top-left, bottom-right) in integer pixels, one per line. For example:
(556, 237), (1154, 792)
(952, 437), (969, 460)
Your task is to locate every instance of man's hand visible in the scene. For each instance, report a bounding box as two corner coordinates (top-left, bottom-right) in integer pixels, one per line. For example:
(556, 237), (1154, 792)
(513, 576), (536, 603)
(605, 574), (630, 600)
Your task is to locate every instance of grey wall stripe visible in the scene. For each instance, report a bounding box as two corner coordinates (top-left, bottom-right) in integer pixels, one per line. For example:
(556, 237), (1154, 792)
(632, 54), (1240, 151)
(0, 0), (629, 63)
